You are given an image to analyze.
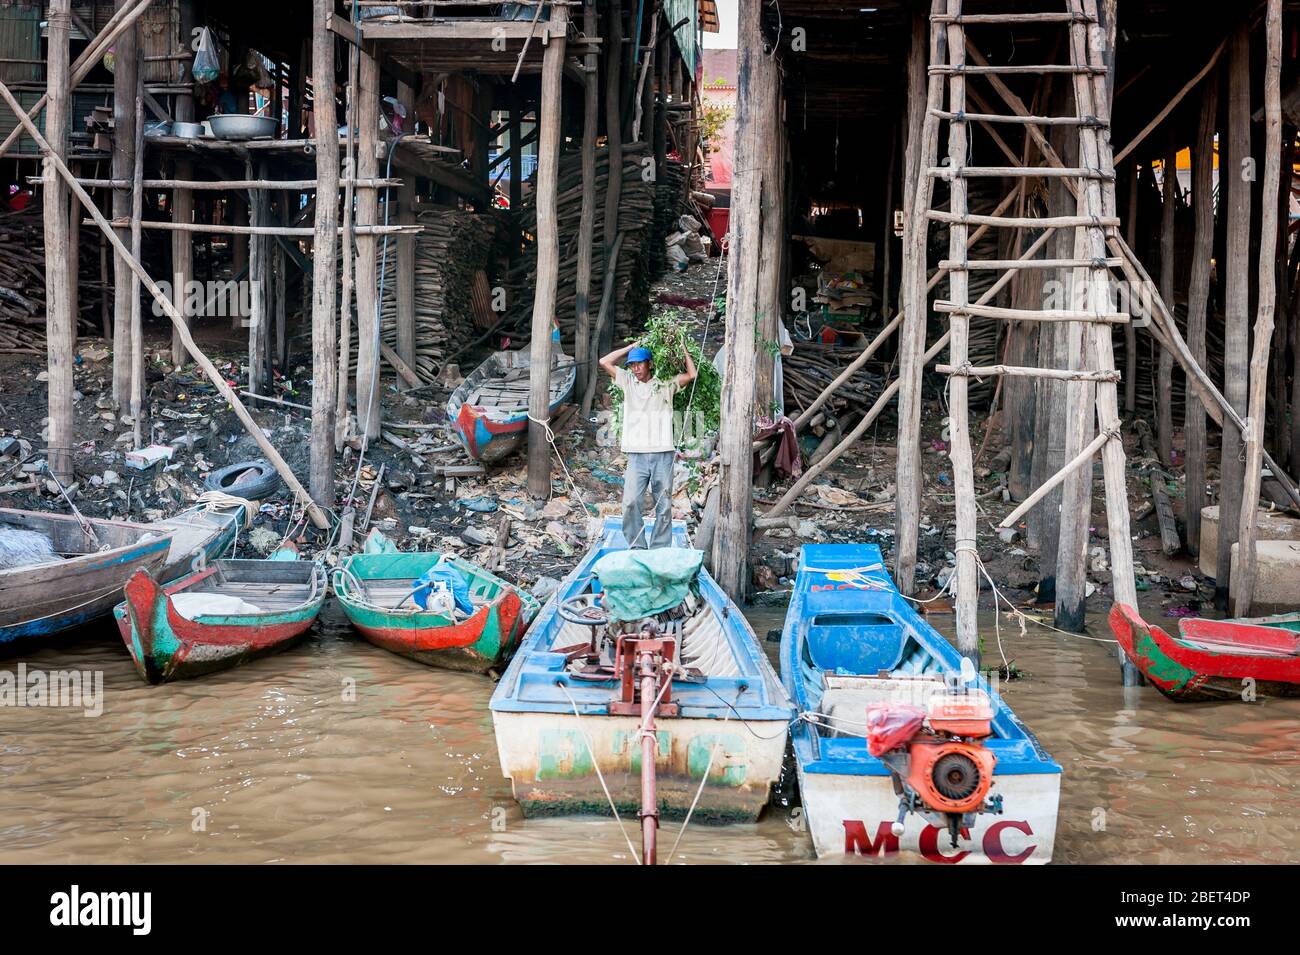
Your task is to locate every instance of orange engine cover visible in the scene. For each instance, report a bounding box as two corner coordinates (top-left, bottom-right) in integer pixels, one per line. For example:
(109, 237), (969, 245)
(906, 738), (997, 814)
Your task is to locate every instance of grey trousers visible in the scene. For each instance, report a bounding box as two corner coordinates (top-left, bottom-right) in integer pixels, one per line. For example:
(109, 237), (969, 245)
(622, 450), (675, 549)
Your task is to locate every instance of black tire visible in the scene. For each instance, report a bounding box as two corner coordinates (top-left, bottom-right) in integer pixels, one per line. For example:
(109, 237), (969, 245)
(203, 459), (282, 500)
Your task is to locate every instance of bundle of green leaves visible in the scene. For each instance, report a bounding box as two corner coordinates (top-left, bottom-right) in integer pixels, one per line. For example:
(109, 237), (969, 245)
(608, 308), (721, 449)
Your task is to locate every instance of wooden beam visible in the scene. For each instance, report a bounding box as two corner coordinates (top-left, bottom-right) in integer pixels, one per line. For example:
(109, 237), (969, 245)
(129, 96), (146, 448)
(396, 78), (417, 370)
(1235, 0), (1283, 616)
(574, 0), (599, 402)
(1184, 71), (1216, 554)
(355, 46), (382, 440)
(526, 5), (568, 498)
(110, 0), (140, 410)
(1156, 130), (1177, 466)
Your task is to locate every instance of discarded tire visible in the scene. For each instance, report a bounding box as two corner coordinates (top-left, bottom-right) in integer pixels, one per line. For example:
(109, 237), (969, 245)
(203, 459), (282, 500)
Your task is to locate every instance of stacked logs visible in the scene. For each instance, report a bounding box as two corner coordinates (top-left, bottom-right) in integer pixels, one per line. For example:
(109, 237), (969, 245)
(0, 201), (107, 354)
(783, 343), (887, 421)
(504, 142), (659, 345)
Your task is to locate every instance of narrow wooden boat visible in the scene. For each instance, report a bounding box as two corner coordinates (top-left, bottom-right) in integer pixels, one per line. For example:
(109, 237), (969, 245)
(333, 550), (539, 672)
(147, 499), (248, 583)
(781, 543), (1061, 864)
(447, 342), (576, 463)
(1110, 603), (1300, 701)
(0, 508), (172, 644)
(114, 557), (327, 684)
(490, 518), (795, 823)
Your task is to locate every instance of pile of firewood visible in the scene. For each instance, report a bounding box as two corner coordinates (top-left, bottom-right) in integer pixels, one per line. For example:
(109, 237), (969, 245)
(783, 343), (887, 421)
(0, 202), (106, 354)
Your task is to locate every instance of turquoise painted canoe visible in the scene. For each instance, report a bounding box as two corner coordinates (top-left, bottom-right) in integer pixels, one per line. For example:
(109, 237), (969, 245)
(333, 551), (540, 672)
(114, 557), (327, 684)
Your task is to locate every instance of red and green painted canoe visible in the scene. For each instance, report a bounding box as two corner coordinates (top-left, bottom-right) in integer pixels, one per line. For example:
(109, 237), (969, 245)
(1110, 602), (1300, 702)
(333, 551), (539, 673)
(115, 558), (327, 684)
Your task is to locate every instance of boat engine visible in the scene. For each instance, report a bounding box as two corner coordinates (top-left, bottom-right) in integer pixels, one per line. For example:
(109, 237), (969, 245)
(865, 687), (1002, 849)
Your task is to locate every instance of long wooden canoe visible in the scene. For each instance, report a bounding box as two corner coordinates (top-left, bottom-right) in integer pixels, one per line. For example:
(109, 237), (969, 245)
(1110, 603), (1300, 701)
(447, 342), (576, 463)
(147, 500), (248, 583)
(333, 551), (539, 672)
(0, 509), (172, 644)
(115, 558), (327, 684)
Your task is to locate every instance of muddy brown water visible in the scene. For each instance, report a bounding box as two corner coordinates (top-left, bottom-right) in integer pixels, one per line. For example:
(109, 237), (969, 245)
(1, 601), (1297, 864)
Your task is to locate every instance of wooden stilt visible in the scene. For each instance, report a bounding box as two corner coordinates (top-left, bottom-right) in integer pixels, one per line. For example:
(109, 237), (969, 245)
(247, 160), (270, 396)
(755, 63), (784, 413)
(1156, 130), (1177, 467)
(396, 78), (417, 369)
(574, 0), (599, 402)
(508, 88), (523, 226)
(128, 96), (145, 450)
(43, 0), (73, 483)
(600, 0), (623, 363)
(1216, 23), (1252, 609)
(335, 39), (358, 448)
(1234, 0), (1283, 616)
(713, 0), (770, 596)
(525, 6), (568, 499)
(1184, 68), (1218, 556)
(894, 1), (944, 597)
(309, 0), (339, 511)
(355, 46), (382, 440)
(1123, 161), (1138, 412)
(110, 0), (139, 410)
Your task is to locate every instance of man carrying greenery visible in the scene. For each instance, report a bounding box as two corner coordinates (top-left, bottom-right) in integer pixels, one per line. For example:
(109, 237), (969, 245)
(599, 340), (697, 548)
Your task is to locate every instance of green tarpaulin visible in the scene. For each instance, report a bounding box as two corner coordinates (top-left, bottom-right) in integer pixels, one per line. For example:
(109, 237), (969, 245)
(593, 548), (704, 622)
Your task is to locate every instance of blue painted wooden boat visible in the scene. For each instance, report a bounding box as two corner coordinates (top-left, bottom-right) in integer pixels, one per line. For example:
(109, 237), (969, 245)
(780, 543), (1061, 863)
(491, 517), (795, 822)
(0, 509), (172, 644)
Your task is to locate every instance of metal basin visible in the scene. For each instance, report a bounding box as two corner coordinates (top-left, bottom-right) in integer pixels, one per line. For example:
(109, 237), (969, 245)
(208, 114), (277, 141)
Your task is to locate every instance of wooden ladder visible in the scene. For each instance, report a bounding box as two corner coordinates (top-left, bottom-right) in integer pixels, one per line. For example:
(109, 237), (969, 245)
(921, 0), (1140, 683)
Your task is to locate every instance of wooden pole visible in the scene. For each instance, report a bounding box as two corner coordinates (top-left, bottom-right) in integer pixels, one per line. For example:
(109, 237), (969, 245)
(894, 1), (943, 596)
(171, 4), (196, 369)
(247, 159), (270, 395)
(43, 0), (73, 483)
(1156, 130), (1177, 466)
(110, 0), (140, 409)
(309, 0), (339, 511)
(712, 0), (768, 599)
(396, 78), (417, 369)
(1185, 67), (1218, 556)
(574, 0), (599, 402)
(526, 5), (568, 499)
(335, 40), (357, 448)
(355, 46), (382, 440)
(508, 88), (523, 224)
(1123, 161), (1138, 412)
(1216, 23), (1251, 609)
(129, 96), (146, 449)
(755, 63), (784, 413)
(1234, 0), (1283, 616)
(0, 77), (329, 529)
(600, 0), (624, 363)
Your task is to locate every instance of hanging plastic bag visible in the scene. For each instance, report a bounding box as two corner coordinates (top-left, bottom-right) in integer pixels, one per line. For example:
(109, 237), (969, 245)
(192, 26), (221, 85)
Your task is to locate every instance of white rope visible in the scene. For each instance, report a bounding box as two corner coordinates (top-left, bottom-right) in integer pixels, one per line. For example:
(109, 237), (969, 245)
(556, 681), (642, 864)
(193, 491), (258, 529)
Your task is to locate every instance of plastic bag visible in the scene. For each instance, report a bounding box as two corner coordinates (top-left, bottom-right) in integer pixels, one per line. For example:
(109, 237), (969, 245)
(171, 593), (263, 621)
(192, 26), (221, 85)
(412, 564), (474, 616)
(865, 704), (925, 757)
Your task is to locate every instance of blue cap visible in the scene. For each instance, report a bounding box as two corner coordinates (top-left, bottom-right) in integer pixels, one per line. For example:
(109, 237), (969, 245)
(625, 347), (652, 365)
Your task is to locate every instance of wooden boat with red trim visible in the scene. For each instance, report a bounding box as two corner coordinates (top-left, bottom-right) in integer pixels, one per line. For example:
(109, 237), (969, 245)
(1109, 603), (1300, 701)
(332, 551), (540, 672)
(114, 556), (327, 684)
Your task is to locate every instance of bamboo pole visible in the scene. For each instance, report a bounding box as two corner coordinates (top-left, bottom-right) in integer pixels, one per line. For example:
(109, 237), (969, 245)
(526, 5), (568, 498)
(310, 0), (339, 512)
(0, 77), (330, 530)
(895, 0), (945, 597)
(355, 47), (382, 440)
(43, 0), (73, 483)
(1216, 24), (1252, 609)
(1234, 0), (1283, 616)
(1185, 68), (1218, 556)
(574, 0), (599, 401)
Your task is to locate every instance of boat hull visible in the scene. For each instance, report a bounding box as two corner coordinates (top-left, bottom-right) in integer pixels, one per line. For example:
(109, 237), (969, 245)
(447, 347), (576, 463)
(452, 403), (528, 464)
(0, 511), (172, 644)
(344, 592), (529, 672)
(493, 710), (789, 822)
(796, 764), (1060, 863)
(1110, 603), (1300, 701)
(114, 562), (326, 684)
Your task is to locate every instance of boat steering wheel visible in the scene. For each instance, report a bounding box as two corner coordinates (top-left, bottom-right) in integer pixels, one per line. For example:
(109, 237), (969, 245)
(558, 593), (609, 628)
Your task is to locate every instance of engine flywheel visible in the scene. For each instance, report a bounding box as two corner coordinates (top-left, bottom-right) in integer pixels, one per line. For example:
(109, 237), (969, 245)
(932, 752), (981, 801)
